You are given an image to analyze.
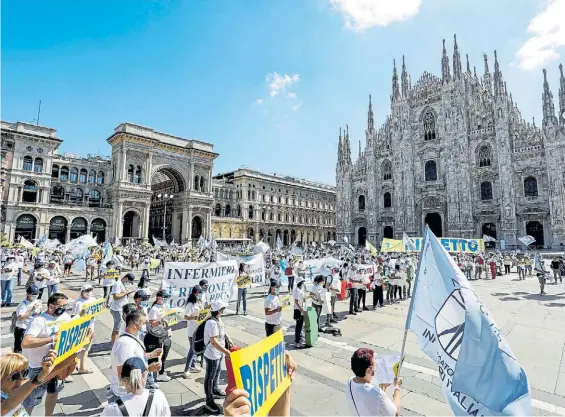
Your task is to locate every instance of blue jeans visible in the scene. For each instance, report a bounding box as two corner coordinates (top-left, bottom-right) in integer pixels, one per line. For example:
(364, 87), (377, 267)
(47, 284), (59, 297)
(1, 279), (14, 304)
(237, 288), (247, 313)
(184, 336), (197, 371)
(18, 268), (22, 285)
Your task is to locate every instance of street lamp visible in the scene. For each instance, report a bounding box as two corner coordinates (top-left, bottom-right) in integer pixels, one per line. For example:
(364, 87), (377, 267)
(157, 193), (174, 241)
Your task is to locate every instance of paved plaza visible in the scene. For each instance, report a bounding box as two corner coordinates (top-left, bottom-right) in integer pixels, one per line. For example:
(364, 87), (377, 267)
(2, 269), (565, 416)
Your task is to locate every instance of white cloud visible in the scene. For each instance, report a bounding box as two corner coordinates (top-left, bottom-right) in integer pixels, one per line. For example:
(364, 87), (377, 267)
(287, 92), (297, 99)
(515, 0), (565, 71)
(292, 101), (303, 112)
(329, 0), (422, 31)
(256, 98), (263, 105)
(266, 72), (300, 97)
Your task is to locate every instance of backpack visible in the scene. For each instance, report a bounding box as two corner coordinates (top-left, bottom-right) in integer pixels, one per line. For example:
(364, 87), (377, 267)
(193, 317), (218, 355)
(9, 312), (17, 333)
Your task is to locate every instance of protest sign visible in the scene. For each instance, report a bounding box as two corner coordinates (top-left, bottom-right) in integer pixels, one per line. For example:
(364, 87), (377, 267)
(162, 309), (182, 327)
(236, 274), (252, 288)
(374, 354), (403, 384)
(54, 315), (94, 364)
(381, 237), (485, 254)
(196, 308), (211, 324)
(230, 330), (291, 416)
(149, 259), (160, 270)
(280, 295), (292, 310)
(81, 298), (106, 318)
(242, 253), (266, 287)
(163, 260), (237, 309)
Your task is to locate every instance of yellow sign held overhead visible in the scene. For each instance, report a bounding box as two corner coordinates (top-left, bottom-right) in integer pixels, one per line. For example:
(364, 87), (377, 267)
(81, 298), (106, 318)
(230, 330), (290, 416)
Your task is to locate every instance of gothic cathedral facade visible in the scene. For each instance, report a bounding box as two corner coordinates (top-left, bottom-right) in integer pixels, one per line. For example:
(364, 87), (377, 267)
(336, 36), (565, 249)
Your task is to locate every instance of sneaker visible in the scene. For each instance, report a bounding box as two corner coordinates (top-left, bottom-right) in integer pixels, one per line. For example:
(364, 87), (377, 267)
(183, 371), (191, 379)
(204, 402), (222, 414)
(189, 367), (200, 373)
(362, 307), (369, 311)
(158, 373), (172, 382)
(330, 318), (338, 323)
(64, 376), (74, 383)
(213, 389), (226, 398)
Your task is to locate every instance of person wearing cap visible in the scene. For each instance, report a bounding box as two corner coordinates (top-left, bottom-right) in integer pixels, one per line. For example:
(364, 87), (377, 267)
(203, 300), (231, 414)
(46, 260), (62, 298)
(199, 279), (210, 308)
(71, 284), (97, 374)
(13, 285), (42, 353)
(146, 290), (172, 382)
(183, 286), (204, 378)
(264, 280), (283, 337)
(102, 357), (170, 417)
(110, 273), (136, 347)
(30, 261), (50, 301)
(103, 260), (120, 303)
(1, 256), (17, 307)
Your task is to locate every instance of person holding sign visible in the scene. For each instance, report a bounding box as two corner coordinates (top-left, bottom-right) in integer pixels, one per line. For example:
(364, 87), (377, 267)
(146, 290), (172, 382)
(346, 348), (402, 416)
(264, 280), (283, 337)
(103, 261), (120, 304)
(71, 284), (96, 375)
(236, 263), (250, 316)
(21, 293), (75, 415)
(13, 285), (42, 354)
(203, 301), (231, 414)
(183, 286), (204, 378)
(110, 273), (136, 347)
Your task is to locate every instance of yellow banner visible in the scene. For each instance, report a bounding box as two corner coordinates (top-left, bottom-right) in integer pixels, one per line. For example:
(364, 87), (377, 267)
(196, 309), (211, 324)
(230, 330), (291, 416)
(381, 237), (485, 254)
(162, 309), (181, 327)
(81, 298), (106, 318)
(149, 259), (160, 270)
(237, 274), (252, 288)
(381, 238), (404, 252)
(280, 295), (292, 311)
(54, 315), (94, 365)
(365, 240), (377, 255)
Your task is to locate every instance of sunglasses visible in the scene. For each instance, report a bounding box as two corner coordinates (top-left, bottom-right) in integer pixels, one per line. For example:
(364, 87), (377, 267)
(83, 288), (93, 292)
(9, 368), (29, 382)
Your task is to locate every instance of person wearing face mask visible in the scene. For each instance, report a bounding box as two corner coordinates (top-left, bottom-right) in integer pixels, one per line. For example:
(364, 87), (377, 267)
(264, 280), (283, 337)
(110, 273), (136, 348)
(21, 293), (85, 416)
(28, 261), (49, 301)
(346, 348), (402, 416)
(146, 290), (172, 382)
(45, 261), (62, 298)
(108, 310), (162, 404)
(71, 284), (97, 375)
(183, 286), (203, 378)
(1, 256), (18, 307)
(292, 278), (310, 347)
(13, 285), (42, 353)
(103, 261), (120, 305)
(198, 279), (210, 308)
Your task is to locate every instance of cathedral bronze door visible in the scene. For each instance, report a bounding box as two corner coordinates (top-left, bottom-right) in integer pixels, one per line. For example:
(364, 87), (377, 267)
(424, 212), (443, 237)
(358, 227), (367, 246)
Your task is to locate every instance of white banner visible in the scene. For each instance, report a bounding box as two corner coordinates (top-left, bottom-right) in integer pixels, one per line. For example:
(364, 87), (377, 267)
(163, 260), (238, 308)
(241, 253), (266, 287)
(303, 257), (343, 276)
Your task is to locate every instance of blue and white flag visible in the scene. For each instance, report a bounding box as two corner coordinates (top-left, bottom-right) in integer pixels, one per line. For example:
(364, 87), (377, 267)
(517, 235), (536, 247)
(533, 253), (546, 273)
(482, 234), (497, 243)
(35, 235), (47, 248)
(102, 241), (113, 265)
(276, 234), (283, 251)
(402, 232), (417, 252)
(406, 227), (531, 416)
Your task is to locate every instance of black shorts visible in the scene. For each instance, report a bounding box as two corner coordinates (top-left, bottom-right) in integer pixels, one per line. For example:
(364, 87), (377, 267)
(64, 264), (72, 272)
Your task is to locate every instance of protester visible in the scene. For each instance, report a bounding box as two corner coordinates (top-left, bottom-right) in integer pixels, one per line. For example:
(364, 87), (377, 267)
(310, 275), (325, 330)
(264, 280), (283, 337)
(110, 272), (136, 347)
(346, 348), (402, 416)
(183, 286), (203, 378)
(103, 260), (120, 303)
(203, 301), (231, 414)
(13, 285), (42, 353)
(551, 257), (562, 283)
(293, 277), (307, 346)
(15, 251), (25, 286)
(71, 283), (97, 374)
(284, 259), (294, 293)
(1, 256), (17, 306)
(146, 290), (172, 382)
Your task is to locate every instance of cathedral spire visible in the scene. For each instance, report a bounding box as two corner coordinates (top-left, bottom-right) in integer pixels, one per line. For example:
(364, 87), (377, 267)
(441, 39), (451, 84)
(338, 127), (343, 165)
(345, 124), (351, 164)
(392, 59), (400, 101)
(559, 63), (565, 124)
(401, 55), (409, 97)
(483, 53), (492, 93)
(493, 50), (504, 98)
(466, 54), (471, 73)
(452, 34), (462, 80)
(358, 140), (361, 159)
(367, 94), (374, 133)
(542, 68), (557, 126)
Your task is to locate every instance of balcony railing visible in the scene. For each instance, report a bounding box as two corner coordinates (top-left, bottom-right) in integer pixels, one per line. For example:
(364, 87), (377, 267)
(49, 198), (112, 209)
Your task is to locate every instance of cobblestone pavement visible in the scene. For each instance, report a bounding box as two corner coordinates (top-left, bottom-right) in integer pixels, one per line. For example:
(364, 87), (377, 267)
(2, 269), (565, 416)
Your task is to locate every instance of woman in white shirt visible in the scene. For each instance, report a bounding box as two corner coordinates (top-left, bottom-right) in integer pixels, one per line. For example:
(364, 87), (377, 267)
(309, 275), (325, 331)
(183, 286), (203, 378)
(346, 348), (401, 417)
(292, 278), (308, 346)
(71, 284), (96, 374)
(102, 357), (170, 417)
(46, 261), (61, 298)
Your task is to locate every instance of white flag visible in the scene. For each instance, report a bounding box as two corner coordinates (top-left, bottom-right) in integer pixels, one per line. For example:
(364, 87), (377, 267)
(482, 234), (497, 243)
(517, 235), (535, 247)
(403, 232), (417, 252)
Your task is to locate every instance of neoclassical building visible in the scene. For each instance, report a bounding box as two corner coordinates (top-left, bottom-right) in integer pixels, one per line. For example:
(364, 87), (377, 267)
(336, 36), (565, 249)
(1, 121), (217, 244)
(211, 169), (336, 245)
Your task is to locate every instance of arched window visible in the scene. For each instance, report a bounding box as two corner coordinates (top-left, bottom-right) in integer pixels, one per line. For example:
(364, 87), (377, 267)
(70, 187), (83, 203)
(261, 209), (266, 221)
(278, 213), (282, 222)
(200, 177), (205, 192)
(34, 158), (43, 173)
(89, 190), (101, 207)
(383, 160), (392, 181)
(134, 165), (142, 184)
(358, 195), (365, 210)
(269, 212), (274, 221)
(425, 160), (437, 181)
(248, 205), (254, 219)
(88, 170), (96, 184)
(23, 156), (33, 171)
(285, 214), (289, 222)
(127, 165), (134, 182)
(79, 168), (87, 183)
(22, 180), (38, 203)
(215, 203), (222, 217)
(524, 176), (538, 197)
(97, 171), (104, 184)
(194, 175), (200, 191)
(229, 191), (233, 200)
(60, 166), (69, 181)
(237, 205), (242, 217)
(225, 204), (231, 217)
(480, 181), (493, 200)
(384, 192), (392, 208)
(423, 110), (436, 141)
(52, 164), (59, 179)
(292, 215), (296, 223)
(50, 185), (64, 203)
(478, 145), (492, 167)
(70, 168), (78, 182)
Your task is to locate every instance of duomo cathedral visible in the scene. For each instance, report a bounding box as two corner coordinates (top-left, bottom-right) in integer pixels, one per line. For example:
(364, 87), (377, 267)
(336, 36), (565, 249)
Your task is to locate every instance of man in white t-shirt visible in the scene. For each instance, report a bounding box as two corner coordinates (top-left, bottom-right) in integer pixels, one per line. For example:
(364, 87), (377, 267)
(15, 251), (25, 285)
(108, 310), (162, 403)
(22, 292), (78, 415)
(14, 284), (42, 353)
(345, 348), (401, 417)
(110, 273), (136, 347)
(264, 280), (282, 337)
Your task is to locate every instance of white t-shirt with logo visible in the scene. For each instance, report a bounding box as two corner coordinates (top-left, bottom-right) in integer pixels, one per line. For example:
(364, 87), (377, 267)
(32, 268), (50, 289)
(1, 262), (18, 281)
(15, 299), (42, 329)
(184, 301), (202, 337)
(102, 389), (171, 417)
(1, 390), (31, 417)
(23, 312), (71, 368)
(15, 255), (25, 269)
(345, 378), (397, 417)
(46, 267), (60, 286)
(110, 333), (147, 397)
(264, 295), (282, 325)
(72, 296), (96, 330)
(110, 281), (128, 312)
(204, 318), (225, 360)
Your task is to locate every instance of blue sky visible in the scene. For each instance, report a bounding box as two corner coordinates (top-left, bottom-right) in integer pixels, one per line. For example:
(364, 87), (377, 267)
(2, 0), (564, 185)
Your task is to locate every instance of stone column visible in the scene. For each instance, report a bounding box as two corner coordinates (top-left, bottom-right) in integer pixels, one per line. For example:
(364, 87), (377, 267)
(181, 206), (190, 243)
(142, 203), (150, 241)
(188, 208), (193, 242)
(121, 148), (127, 183)
(116, 201), (123, 238)
(146, 152), (153, 186)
